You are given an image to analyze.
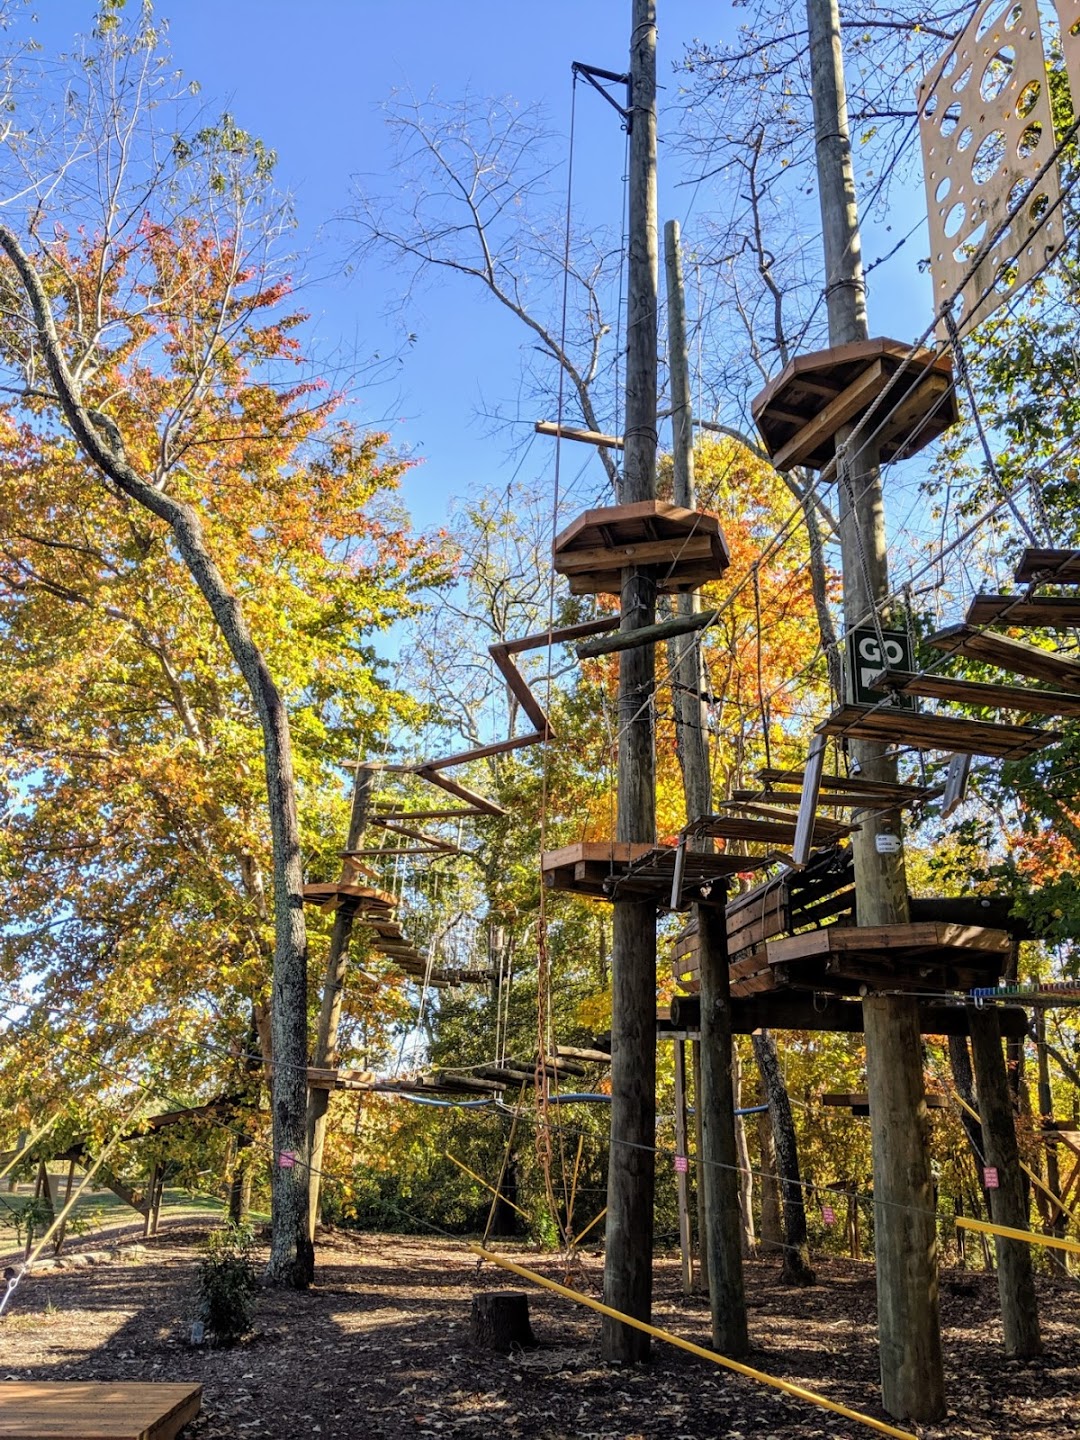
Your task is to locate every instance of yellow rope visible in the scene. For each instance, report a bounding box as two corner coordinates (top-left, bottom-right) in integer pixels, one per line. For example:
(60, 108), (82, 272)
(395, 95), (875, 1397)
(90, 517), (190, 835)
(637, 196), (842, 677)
(469, 1245), (917, 1440)
(569, 1205), (606, 1249)
(956, 1214), (1080, 1256)
(445, 1152), (530, 1222)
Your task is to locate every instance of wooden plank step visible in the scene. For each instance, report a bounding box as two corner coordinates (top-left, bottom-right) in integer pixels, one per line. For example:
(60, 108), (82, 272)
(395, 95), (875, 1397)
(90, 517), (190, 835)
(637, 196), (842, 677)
(927, 624), (1080, 692)
(869, 669), (1080, 716)
(0, 1382), (202, 1439)
(768, 921), (1010, 963)
(694, 815), (857, 844)
(966, 593), (1080, 628)
(1014, 547), (1080, 583)
(732, 787), (906, 810)
(303, 882), (395, 910)
(817, 703), (1057, 759)
(718, 801), (854, 836)
(757, 768), (935, 801)
(822, 1091), (948, 1110)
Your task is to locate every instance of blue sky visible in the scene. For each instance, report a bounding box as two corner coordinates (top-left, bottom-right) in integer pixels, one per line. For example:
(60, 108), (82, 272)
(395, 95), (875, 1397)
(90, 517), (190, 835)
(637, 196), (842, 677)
(25, 3), (932, 538)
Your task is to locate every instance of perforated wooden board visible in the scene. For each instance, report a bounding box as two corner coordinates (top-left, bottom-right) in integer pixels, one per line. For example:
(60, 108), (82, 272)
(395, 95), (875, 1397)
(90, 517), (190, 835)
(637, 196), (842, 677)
(917, 0), (1063, 335)
(1054, 0), (1080, 102)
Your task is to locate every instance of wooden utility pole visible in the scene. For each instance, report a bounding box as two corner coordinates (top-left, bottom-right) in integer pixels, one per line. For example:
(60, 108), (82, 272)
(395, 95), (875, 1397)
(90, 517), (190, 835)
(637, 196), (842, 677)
(602, 0), (659, 1364)
(805, 0), (944, 1419)
(969, 1008), (1043, 1355)
(663, 216), (748, 1352)
(306, 761), (378, 1238)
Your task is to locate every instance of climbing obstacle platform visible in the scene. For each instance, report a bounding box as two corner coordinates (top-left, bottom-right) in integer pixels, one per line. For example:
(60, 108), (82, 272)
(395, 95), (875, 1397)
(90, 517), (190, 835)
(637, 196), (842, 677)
(541, 840), (766, 903)
(552, 499), (729, 594)
(0, 1382), (201, 1439)
(751, 337), (957, 473)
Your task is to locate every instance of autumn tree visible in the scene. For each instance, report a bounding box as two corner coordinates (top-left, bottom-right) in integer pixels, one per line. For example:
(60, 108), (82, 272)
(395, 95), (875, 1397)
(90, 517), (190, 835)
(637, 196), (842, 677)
(0, 5), (441, 1282)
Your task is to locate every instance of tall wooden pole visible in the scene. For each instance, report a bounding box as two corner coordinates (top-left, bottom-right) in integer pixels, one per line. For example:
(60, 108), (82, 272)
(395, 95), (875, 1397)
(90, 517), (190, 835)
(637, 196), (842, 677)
(306, 761), (377, 1238)
(1035, 1008), (1067, 1272)
(664, 216), (748, 1352)
(805, 0), (944, 1419)
(969, 1008), (1043, 1355)
(602, 0), (658, 1363)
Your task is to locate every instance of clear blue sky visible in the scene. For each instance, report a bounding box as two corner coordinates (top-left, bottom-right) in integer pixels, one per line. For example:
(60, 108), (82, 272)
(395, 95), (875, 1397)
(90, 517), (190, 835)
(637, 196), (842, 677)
(27, 2), (930, 537)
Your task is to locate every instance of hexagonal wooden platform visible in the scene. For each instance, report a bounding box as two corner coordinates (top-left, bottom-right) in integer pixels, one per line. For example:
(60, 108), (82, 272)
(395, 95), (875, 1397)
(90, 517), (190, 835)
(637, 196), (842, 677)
(552, 500), (729, 595)
(751, 337), (957, 473)
(541, 841), (766, 903)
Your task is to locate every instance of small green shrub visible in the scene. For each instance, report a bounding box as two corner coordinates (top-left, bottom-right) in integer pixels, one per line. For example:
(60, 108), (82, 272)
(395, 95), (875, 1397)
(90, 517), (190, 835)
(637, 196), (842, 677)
(194, 1223), (258, 1346)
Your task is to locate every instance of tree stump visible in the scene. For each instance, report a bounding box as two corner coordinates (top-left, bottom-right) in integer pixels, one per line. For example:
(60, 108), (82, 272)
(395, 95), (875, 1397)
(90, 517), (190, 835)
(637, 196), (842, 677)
(470, 1290), (534, 1352)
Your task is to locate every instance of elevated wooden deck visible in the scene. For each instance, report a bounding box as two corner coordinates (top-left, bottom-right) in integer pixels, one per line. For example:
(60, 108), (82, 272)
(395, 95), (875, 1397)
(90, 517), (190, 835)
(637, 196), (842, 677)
(541, 840), (766, 902)
(0, 1382), (201, 1439)
(767, 921), (1010, 996)
(552, 500), (730, 595)
(818, 702), (1057, 759)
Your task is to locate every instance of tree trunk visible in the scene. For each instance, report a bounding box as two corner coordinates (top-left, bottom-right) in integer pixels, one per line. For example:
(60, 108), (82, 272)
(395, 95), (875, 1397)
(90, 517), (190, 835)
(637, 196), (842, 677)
(757, 1105), (783, 1260)
(753, 1029), (815, 1286)
(470, 1291), (535, 1352)
(969, 1006), (1043, 1357)
(1035, 1009), (1068, 1274)
(949, 1034), (991, 1219)
(307, 763), (378, 1237)
(732, 1047), (755, 1258)
(699, 901), (750, 1355)
(0, 221), (314, 1288)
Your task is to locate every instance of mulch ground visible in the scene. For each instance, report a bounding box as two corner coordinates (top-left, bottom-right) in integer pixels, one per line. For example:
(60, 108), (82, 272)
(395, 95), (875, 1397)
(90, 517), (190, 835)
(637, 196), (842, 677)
(1, 1224), (1078, 1439)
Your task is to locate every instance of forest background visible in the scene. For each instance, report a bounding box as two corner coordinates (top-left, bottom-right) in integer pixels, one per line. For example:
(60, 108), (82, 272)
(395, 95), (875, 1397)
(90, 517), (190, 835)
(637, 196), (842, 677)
(0, 0), (1077, 1278)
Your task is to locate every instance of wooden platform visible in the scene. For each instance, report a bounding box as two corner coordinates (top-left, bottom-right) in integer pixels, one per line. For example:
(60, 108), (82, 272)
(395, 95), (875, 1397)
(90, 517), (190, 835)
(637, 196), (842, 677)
(868, 669), (1080, 717)
(694, 812), (857, 844)
(966, 593), (1080, 629)
(751, 337), (957, 473)
(302, 882), (395, 913)
(1014, 547), (1080, 583)
(551, 500), (729, 595)
(661, 993), (1030, 1038)
(818, 703), (1057, 759)
(0, 1382), (202, 1439)
(541, 840), (766, 903)
(928, 624), (1080, 692)
(822, 1091), (948, 1115)
(766, 921), (1010, 996)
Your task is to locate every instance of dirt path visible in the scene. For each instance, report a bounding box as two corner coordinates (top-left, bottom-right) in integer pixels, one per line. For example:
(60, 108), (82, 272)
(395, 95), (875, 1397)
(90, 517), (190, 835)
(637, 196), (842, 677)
(1, 1227), (1077, 1439)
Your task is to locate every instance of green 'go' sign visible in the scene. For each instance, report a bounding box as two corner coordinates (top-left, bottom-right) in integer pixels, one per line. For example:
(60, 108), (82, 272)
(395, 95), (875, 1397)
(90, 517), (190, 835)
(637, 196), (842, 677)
(845, 627), (915, 708)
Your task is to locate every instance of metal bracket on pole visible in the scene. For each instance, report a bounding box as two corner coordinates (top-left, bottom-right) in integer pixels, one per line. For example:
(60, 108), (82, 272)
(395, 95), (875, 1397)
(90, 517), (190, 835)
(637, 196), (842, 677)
(670, 833), (688, 910)
(572, 61), (633, 130)
(793, 734), (827, 868)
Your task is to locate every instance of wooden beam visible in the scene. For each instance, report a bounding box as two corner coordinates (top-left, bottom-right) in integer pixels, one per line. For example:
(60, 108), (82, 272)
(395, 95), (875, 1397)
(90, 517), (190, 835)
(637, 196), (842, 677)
(419, 732), (542, 772)
(793, 733), (826, 866)
(577, 607), (719, 658)
(927, 624), (1080, 692)
(416, 767), (506, 817)
(535, 419), (625, 449)
(557, 534), (716, 575)
(868, 669), (1080, 716)
(758, 767), (935, 801)
(667, 993), (1028, 1037)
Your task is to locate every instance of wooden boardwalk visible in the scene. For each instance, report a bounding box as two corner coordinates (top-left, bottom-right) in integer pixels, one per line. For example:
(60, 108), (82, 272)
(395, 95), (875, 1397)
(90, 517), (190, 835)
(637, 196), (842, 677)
(0, 1382), (201, 1439)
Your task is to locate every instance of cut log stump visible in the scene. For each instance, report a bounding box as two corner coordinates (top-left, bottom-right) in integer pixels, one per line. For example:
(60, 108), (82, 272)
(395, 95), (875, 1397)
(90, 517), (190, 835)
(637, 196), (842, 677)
(470, 1290), (535, 1352)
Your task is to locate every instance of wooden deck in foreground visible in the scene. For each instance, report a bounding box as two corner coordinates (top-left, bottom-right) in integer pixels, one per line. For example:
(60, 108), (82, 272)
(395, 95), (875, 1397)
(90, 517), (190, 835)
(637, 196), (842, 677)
(0, 1382), (201, 1439)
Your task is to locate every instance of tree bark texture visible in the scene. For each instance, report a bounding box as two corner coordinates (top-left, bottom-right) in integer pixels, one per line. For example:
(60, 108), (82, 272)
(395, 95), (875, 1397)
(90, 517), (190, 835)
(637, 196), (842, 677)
(1035, 1009), (1068, 1273)
(863, 995), (944, 1420)
(470, 1291), (535, 1352)
(698, 902), (750, 1355)
(307, 763), (378, 1237)
(757, 1106), (784, 1260)
(969, 1006), (1043, 1357)
(602, 0), (658, 1366)
(753, 1029), (815, 1286)
(949, 1033), (992, 1218)
(0, 222), (314, 1288)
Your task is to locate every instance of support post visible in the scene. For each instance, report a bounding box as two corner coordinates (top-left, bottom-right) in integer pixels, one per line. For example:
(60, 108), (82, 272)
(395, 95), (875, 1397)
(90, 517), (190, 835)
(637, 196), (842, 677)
(692, 1039), (709, 1294)
(806, 0), (942, 1417)
(306, 761), (378, 1239)
(674, 1038), (693, 1292)
(662, 215), (747, 1348)
(602, 0), (659, 1363)
(698, 897), (750, 1355)
(968, 1006), (1043, 1356)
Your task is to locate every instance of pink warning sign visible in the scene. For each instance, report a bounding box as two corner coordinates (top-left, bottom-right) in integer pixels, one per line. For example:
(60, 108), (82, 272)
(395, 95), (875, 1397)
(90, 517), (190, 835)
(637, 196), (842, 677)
(822, 1204), (836, 1226)
(278, 1150), (296, 1169)
(674, 1154), (688, 1174)
(984, 1166), (999, 1189)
